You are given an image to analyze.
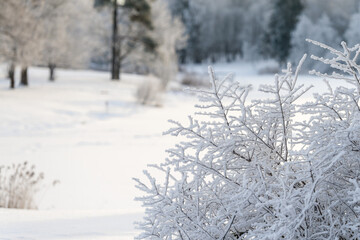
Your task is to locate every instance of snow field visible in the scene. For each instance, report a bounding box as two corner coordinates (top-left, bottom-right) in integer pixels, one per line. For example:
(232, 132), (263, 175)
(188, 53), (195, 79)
(0, 62), (347, 238)
(0, 66), (196, 238)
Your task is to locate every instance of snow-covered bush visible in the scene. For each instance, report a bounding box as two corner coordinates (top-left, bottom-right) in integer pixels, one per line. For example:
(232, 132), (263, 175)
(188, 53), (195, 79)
(0, 162), (45, 209)
(181, 72), (210, 88)
(136, 76), (162, 106)
(135, 40), (360, 239)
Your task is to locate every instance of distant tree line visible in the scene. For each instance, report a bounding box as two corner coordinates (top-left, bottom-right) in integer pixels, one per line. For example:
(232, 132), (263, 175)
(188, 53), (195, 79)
(168, 0), (360, 68)
(0, 0), (186, 90)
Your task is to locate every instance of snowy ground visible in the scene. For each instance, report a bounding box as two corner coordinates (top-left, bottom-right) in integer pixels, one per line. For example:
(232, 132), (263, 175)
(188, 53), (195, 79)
(0, 62), (346, 239)
(0, 209), (141, 239)
(0, 67), (199, 239)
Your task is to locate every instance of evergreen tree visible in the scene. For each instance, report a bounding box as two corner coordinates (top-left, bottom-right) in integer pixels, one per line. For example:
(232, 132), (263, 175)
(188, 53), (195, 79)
(94, 0), (155, 80)
(266, 0), (303, 65)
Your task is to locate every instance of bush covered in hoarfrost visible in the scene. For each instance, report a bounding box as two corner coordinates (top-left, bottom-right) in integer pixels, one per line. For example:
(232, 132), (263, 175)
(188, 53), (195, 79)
(136, 76), (163, 106)
(134, 40), (360, 239)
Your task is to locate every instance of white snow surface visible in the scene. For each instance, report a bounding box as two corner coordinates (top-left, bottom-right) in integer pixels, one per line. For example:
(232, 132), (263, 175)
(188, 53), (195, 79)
(0, 63), (344, 239)
(0, 67), (198, 239)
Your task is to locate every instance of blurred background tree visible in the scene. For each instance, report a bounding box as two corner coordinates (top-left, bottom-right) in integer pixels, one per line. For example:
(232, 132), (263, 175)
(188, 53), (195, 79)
(265, 0), (304, 65)
(94, 0), (156, 80)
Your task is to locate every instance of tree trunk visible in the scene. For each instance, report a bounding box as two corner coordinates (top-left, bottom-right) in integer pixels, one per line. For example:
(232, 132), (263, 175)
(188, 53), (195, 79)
(111, 0), (120, 80)
(8, 63), (15, 89)
(20, 66), (28, 86)
(49, 63), (56, 81)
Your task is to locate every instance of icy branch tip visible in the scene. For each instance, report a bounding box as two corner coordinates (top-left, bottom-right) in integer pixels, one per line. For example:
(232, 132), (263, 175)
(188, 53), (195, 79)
(208, 66), (214, 74)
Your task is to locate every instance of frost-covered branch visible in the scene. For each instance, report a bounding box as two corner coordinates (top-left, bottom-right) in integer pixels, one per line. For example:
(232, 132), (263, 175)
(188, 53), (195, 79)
(136, 40), (360, 239)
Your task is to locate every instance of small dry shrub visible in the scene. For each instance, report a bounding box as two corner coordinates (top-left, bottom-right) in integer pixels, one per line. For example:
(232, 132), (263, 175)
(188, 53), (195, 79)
(136, 76), (163, 106)
(0, 162), (45, 209)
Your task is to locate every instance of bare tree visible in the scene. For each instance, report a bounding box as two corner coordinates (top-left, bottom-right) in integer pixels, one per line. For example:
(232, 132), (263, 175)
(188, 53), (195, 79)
(0, 0), (45, 87)
(0, 0), (96, 87)
(39, 0), (95, 81)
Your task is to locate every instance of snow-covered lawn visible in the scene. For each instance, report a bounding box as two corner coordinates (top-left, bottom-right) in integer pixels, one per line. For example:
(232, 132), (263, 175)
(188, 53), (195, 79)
(0, 63), (343, 239)
(0, 67), (198, 239)
(0, 209), (141, 239)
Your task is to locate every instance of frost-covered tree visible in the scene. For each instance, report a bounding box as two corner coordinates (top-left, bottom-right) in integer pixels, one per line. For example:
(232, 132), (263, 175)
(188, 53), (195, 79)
(241, 0), (272, 61)
(304, 0), (360, 36)
(135, 40), (360, 239)
(310, 14), (340, 72)
(0, 9), (17, 88)
(0, 0), (97, 87)
(290, 14), (314, 64)
(290, 14), (340, 72)
(38, 0), (70, 81)
(132, 0), (186, 105)
(345, 7), (360, 48)
(39, 0), (95, 81)
(144, 0), (186, 89)
(0, 0), (45, 87)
